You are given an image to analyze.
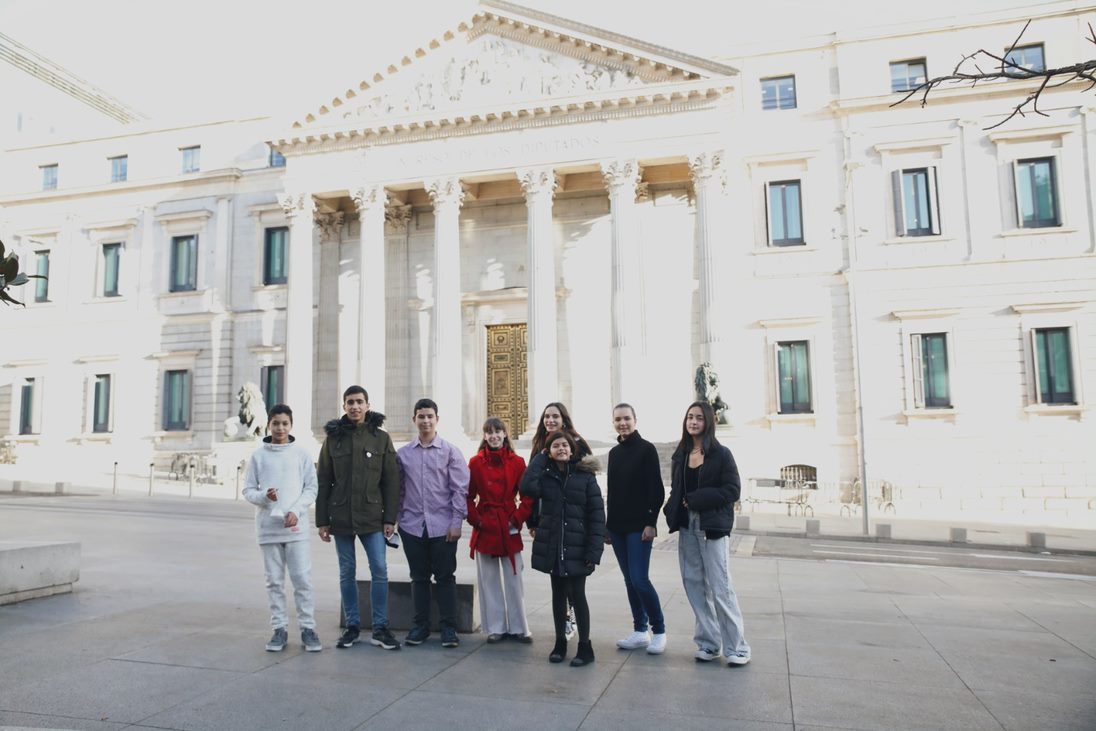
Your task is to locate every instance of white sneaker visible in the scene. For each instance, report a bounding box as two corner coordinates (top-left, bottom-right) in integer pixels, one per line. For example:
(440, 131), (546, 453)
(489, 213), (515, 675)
(694, 647), (719, 662)
(616, 630), (650, 650)
(726, 650), (751, 666)
(646, 633), (667, 655)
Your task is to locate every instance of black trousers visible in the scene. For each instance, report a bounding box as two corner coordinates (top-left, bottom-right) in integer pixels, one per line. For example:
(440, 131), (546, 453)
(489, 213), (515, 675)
(400, 527), (458, 630)
(550, 574), (590, 642)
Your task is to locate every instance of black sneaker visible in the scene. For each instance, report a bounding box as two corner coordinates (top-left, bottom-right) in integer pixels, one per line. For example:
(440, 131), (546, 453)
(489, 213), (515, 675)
(405, 625), (431, 645)
(265, 627), (288, 652)
(441, 627), (460, 648)
(336, 626), (360, 648)
(371, 626), (401, 650)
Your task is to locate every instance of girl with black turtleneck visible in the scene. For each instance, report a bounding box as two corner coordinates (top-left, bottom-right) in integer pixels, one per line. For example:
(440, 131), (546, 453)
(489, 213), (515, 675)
(605, 403), (667, 655)
(467, 418), (533, 643)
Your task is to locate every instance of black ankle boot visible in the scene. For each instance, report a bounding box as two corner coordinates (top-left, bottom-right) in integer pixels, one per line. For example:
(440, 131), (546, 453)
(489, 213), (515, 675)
(549, 637), (567, 663)
(570, 640), (595, 667)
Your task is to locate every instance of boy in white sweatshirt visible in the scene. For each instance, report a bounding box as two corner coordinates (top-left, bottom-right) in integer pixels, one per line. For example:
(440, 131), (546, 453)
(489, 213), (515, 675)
(242, 404), (321, 652)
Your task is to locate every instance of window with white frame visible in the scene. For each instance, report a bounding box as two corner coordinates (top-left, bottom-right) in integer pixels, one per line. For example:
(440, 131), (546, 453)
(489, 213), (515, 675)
(910, 332), (952, 408)
(180, 146), (200, 173)
(1032, 327), (1075, 404)
(761, 75), (796, 110)
(169, 235), (198, 292)
(775, 340), (812, 413)
(92, 374), (112, 433)
(890, 58), (927, 92)
(109, 155), (127, 183)
(1004, 43), (1045, 76)
(892, 167), (940, 236)
(40, 164), (57, 191)
(269, 146), (286, 168)
(162, 369), (191, 431)
(34, 250), (50, 302)
(18, 377), (43, 435)
(101, 242), (122, 297)
(263, 227), (288, 285)
(261, 365), (284, 410)
(1014, 157), (1060, 228)
(766, 180), (804, 246)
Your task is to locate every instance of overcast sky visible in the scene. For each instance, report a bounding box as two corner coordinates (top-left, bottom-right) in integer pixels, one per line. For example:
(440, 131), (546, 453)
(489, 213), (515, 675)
(0, 0), (1064, 125)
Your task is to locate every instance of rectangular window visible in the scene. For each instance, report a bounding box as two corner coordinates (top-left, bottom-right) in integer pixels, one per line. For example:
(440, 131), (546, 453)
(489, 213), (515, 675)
(761, 75), (796, 110)
(892, 167), (940, 236)
(19, 378), (36, 435)
(911, 333), (951, 408)
(890, 58), (927, 92)
(1014, 157), (1059, 228)
(269, 146), (286, 168)
(169, 235), (198, 292)
(1005, 43), (1045, 75)
(163, 370), (191, 431)
(263, 227), (288, 285)
(766, 180), (804, 246)
(1033, 327), (1075, 404)
(34, 250), (50, 302)
(180, 146), (200, 173)
(109, 155), (128, 183)
(92, 374), (112, 433)
(776, 341), (812, 413)
(261, 365), (284, 410)
(102, 243), (121, 297)
(40, 164), (58, 191)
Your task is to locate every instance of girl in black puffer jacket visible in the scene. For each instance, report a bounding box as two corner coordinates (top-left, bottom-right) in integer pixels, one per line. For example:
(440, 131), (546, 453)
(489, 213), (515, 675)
(520, 431), (605, 667)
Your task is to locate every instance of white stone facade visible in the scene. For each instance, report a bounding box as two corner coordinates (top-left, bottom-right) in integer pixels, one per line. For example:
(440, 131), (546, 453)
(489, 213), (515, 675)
(1, 1), (1093, 524)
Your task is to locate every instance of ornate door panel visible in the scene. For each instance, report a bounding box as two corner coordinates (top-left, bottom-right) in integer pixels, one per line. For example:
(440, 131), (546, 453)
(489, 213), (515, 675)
(486, 323), (528, 437)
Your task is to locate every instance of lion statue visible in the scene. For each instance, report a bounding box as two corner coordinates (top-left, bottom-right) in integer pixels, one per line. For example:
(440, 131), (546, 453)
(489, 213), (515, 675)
(695, 362), (729, 425)
(223, 382), (268, 440)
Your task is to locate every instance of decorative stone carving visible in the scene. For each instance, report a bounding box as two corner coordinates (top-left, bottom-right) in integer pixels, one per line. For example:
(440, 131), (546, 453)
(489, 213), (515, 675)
(427, 178), (466, 207)
(223, 382), (268, 440)
(517, 167), (558, 199)
(344, 35), (646, 121)
(385, 202), (413, 232)
(315, 212), (344, 242)
(351, 186), (385, 212)
(695, 362), (729, 425)
(601, 159), (642, 193)
(277, 192), (315, 220)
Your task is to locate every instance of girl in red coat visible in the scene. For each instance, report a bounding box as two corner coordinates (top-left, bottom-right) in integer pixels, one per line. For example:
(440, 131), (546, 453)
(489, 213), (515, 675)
(467, 417), (534, 643)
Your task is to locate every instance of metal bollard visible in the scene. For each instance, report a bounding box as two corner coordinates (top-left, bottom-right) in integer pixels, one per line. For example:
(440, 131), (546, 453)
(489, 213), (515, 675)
(112, 461), (119, 495)
(235, 463), (242, 501)
(188, 457), (195, 498)
(148, 463), (154, 496)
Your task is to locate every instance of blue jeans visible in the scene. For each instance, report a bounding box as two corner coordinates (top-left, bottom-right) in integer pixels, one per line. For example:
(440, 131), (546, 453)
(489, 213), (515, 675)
(609, 530), (665, 634)
(334, 532), (388, 629)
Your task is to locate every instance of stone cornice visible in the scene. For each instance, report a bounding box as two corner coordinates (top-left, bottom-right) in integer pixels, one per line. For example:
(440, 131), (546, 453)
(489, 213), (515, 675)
(0, 168), (247, 207)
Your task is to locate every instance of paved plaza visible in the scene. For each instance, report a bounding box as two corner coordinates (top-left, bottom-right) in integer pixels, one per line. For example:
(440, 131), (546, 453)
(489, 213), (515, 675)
(2, 492), (1095, 731)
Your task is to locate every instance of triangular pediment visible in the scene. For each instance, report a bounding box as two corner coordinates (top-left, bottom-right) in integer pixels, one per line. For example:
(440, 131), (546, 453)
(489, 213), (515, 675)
(285, 1), (736, 141)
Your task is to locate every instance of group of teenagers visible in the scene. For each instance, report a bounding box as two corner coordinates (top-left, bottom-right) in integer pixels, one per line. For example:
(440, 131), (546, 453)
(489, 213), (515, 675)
(242, 385), (750, 669)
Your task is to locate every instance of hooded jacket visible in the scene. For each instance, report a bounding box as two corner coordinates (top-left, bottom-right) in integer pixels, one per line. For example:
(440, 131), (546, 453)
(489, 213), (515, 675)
(316, 411), (400, 535)
(242, 435), (318, 544)
(520, 452), (605, 577)
(467, 445), (533, 568)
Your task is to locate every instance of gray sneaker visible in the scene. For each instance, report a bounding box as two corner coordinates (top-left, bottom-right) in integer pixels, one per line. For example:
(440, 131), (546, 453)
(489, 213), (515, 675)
(265, 627), (288, 652)
(301, 627), (322, 652)
(726, 650), (750, 666)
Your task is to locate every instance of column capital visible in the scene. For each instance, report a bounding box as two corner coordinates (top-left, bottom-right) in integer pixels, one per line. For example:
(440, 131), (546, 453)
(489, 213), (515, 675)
(517, 167), (558, 200)
(688, 150), (725, 183)
(315, 211), (344, 242)
(277, 191), (315, 220)
(600, 159), (641, 193)
(426, 177), (465, 207)
(385, 202), (413, 232)
(351, 185), (386, 212)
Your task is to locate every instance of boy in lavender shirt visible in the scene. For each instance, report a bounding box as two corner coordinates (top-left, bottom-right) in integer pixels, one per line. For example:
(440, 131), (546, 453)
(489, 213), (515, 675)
(396, 398), (470, 648)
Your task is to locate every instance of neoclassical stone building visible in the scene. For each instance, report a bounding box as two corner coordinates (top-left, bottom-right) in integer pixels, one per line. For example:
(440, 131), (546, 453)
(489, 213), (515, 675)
(1, 0), (1093, 523)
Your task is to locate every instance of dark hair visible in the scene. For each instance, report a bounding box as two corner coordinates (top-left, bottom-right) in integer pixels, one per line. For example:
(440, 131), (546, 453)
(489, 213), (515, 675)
(544, 430), (577, 459)
(413, 397), (438, 416)
(477, 417), (512, 452)
(342, 385), (369, 403)
(531, 402), (590, 458)
(613, 402), (636, 418)
(675, 401), (720, 458)
(268, 404), (293, 423)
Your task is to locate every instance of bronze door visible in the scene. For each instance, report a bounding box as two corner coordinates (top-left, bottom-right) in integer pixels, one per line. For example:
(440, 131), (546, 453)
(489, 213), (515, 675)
(485, 323), (528, 437)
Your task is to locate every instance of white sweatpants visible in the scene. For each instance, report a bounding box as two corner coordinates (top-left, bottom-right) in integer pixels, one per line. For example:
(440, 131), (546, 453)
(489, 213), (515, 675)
(261, 541), (315, 630)
(475, 552), (530, 636)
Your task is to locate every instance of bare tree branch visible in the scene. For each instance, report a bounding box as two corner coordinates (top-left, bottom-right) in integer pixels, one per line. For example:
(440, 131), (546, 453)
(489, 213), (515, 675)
(891, 21), (1096, 129)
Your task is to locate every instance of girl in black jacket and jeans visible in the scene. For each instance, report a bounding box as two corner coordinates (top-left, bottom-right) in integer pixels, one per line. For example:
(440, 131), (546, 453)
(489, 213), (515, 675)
(521, 431), (605, 667)
(663, 401), (751, 666)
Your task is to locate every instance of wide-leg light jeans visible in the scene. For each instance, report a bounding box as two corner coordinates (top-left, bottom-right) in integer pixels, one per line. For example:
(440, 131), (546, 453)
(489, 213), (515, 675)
(475, 552), (530, 636)
(677, 512), (749, 658)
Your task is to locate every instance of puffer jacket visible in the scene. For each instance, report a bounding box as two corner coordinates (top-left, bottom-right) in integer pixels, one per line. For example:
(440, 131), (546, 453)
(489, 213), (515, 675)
(663, 443), (740, 537)
(467, 446), (533, 568)
(520, 452), (605, 577)
(316, 411), (400, 535)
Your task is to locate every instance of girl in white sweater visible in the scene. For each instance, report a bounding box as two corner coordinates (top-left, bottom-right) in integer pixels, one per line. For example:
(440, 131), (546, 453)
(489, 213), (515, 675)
(242, 404), (321, 652)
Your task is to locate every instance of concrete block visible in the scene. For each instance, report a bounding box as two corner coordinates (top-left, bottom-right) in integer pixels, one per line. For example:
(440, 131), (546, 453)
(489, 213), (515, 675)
(875, 523), (892, 539)
(736, 515), (750, 531)
(11, 480), (22, 493)
(949, 527), (967, 543)
(805, 519), (820, 536)
(1026, 532), (1046, 549)
(0, 541), (81, 605)
(54, 481), (69, 494)
(340, 579), (478, 633)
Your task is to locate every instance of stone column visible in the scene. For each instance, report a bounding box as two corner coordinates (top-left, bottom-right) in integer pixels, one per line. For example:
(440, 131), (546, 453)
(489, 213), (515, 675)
(278, 192), (316, 437)
(426, 178), (465, 423)
(518, 167), (559, 432)
(688, 150), (728, 368)
(352, 186), (388, 413)
(601, 159), (645, 406)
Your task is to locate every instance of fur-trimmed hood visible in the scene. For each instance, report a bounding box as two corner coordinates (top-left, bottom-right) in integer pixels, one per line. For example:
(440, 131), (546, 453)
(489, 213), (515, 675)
(323, 411), (386, 438)
(546, 453), (600, 475)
